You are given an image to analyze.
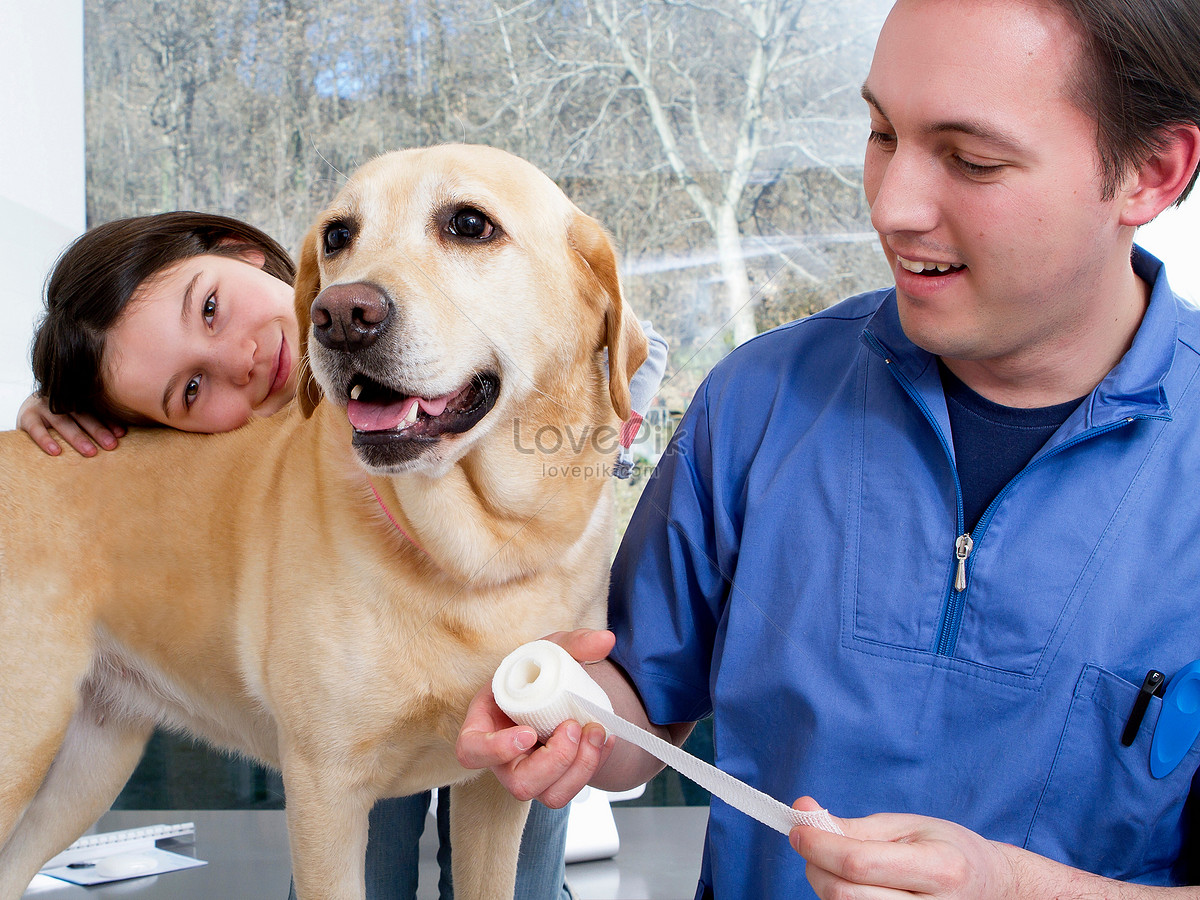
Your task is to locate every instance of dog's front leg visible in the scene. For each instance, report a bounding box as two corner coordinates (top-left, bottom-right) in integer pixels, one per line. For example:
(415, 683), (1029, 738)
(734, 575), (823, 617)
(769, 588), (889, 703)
(283, 760), (372, 900)
(450, 775), (531, 900)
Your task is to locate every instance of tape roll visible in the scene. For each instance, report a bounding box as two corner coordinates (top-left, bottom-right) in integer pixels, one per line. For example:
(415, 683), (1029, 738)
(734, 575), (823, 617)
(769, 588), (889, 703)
(492, 640), (615, 742)
(492, 640), (842, 837)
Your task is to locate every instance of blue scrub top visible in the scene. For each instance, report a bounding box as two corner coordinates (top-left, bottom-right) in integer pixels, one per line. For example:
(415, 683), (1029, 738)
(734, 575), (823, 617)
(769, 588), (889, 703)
(611, 248), (1200, 898)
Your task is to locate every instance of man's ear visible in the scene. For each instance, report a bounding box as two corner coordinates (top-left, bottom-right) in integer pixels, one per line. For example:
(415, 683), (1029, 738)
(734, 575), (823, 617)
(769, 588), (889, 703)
(1121, 123), (1200, 226)
(293, 226), (323, 418)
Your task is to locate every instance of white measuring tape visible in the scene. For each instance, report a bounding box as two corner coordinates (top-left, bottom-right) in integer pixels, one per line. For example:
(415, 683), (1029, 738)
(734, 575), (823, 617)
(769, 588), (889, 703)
(492, 640), (842, 837)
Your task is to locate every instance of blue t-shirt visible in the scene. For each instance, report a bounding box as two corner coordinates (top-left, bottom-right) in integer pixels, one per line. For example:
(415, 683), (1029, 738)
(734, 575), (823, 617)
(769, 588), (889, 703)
(939, 360), (1082, 531)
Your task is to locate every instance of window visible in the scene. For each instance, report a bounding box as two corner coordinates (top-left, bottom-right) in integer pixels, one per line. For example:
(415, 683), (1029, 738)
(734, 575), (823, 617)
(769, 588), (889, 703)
(84, 0), (891, 810)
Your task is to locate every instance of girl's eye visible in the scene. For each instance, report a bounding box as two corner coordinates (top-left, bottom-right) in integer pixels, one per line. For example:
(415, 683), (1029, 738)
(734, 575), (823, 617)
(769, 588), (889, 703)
(202, 294), (217, 326)
(867, 129), (896, 149)
(184, 376), (201, 409)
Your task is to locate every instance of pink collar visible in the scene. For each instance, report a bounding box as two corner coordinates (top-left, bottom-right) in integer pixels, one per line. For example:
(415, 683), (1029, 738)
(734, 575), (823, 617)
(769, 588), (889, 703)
(368, 480), (428, 557)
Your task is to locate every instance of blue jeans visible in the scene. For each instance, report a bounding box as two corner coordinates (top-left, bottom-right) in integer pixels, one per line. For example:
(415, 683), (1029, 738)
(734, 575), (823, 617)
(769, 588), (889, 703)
(287, 792), (571, 899)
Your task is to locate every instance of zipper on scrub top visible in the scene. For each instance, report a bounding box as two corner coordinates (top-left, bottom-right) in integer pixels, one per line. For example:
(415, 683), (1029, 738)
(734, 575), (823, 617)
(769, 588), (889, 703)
(938, 532), (972, 655)
(953, 533), (973, 592)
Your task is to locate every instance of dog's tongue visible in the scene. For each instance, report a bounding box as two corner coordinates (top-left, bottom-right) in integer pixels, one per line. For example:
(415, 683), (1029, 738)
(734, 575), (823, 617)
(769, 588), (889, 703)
(348, 393), (452, 432)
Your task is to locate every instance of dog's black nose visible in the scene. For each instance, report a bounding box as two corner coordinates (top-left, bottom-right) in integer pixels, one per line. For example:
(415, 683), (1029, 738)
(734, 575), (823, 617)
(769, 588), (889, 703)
(311, 282), (393, 352)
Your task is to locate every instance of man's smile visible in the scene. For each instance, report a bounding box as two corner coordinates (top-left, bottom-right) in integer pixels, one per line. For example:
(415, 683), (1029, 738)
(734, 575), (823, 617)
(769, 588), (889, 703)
(896, 254), (967, 276)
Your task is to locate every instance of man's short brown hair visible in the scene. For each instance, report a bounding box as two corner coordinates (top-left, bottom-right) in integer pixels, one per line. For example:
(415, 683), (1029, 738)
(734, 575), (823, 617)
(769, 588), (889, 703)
(1054, 0), (1200, 202)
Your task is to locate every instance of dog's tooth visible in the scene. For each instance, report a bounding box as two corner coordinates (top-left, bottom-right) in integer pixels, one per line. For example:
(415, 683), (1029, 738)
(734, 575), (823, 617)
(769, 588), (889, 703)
(350, 384), (363, 401)
(403, 403), (420, 426)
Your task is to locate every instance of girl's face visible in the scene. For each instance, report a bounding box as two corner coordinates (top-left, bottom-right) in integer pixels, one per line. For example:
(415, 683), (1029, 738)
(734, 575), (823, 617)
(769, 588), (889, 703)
(104, 252), (300, 432)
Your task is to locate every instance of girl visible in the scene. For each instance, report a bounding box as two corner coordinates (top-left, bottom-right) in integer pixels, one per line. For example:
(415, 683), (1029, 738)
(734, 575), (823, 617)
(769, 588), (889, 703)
(20, 211), (298, 454)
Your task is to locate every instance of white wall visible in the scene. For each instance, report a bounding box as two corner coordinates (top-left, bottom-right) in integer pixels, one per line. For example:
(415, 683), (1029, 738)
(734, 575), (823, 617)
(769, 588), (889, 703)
(0, 0), (85, 428)
(1139, 200), (1200, 306)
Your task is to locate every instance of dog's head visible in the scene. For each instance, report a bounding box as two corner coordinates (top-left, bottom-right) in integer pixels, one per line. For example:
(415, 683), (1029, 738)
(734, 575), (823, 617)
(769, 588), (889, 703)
(293, 144), (647, 476)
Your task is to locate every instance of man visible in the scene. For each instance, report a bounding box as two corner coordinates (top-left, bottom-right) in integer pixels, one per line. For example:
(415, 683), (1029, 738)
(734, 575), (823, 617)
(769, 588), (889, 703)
(458, 0), (1200, 896)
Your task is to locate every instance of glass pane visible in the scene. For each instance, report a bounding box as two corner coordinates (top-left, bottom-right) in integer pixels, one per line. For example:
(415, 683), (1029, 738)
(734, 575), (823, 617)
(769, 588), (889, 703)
(114, 732), (284, 810)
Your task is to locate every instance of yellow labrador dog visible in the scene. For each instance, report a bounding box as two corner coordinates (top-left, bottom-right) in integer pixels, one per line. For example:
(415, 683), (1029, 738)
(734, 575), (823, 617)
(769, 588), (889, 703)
(0, 144), (647, 900)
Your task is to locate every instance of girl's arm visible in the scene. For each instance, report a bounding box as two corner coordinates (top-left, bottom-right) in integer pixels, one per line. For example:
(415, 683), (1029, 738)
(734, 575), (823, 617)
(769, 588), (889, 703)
(16, 392), (126, 457)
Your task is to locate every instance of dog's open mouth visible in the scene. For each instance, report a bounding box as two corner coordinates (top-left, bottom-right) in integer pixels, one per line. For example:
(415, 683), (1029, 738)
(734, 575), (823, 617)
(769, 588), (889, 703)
(346, 373), (500, 443)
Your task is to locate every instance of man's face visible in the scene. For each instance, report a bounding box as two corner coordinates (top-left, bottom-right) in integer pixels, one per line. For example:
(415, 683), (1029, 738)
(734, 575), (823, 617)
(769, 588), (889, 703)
(862, 0), (1136, 385)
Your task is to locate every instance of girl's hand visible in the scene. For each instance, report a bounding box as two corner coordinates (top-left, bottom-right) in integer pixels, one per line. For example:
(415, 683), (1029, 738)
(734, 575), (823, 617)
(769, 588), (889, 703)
(16, 393), (126, 457)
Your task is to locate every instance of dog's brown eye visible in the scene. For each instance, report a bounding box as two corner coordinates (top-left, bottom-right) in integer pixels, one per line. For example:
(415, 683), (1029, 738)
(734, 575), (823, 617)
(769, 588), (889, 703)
(447, 208), (494, 240)
(324, 224), (353, 255)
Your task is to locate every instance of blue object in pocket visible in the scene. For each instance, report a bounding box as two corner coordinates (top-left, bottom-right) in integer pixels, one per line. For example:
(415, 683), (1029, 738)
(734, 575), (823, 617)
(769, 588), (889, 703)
(1150, 659), (1200, 779)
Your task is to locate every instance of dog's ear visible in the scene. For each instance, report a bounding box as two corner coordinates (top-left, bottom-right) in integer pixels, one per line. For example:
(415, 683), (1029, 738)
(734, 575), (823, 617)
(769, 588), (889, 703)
(569, 212), (649, 422)
(293, 225), (324, 418)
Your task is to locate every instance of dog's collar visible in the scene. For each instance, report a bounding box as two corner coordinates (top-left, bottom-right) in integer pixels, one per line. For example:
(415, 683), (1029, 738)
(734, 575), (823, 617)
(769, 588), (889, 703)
(368, 480), (429, 557)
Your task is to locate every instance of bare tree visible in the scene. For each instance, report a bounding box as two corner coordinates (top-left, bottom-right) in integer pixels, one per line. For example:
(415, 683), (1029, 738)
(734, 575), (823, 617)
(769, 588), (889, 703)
(485, 0), (886, 345)
(83, 0), (887, 340)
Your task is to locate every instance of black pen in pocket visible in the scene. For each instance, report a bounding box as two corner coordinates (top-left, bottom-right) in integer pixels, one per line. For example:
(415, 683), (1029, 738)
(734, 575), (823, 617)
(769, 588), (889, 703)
(1121, 669), (1165, 747)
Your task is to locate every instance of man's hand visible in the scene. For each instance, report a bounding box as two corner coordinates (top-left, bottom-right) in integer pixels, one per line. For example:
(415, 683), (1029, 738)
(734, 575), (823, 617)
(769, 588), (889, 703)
(790, 796), (1022, 899)
(789, 797), (1191, 900)
(456, 629), (617, 809)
